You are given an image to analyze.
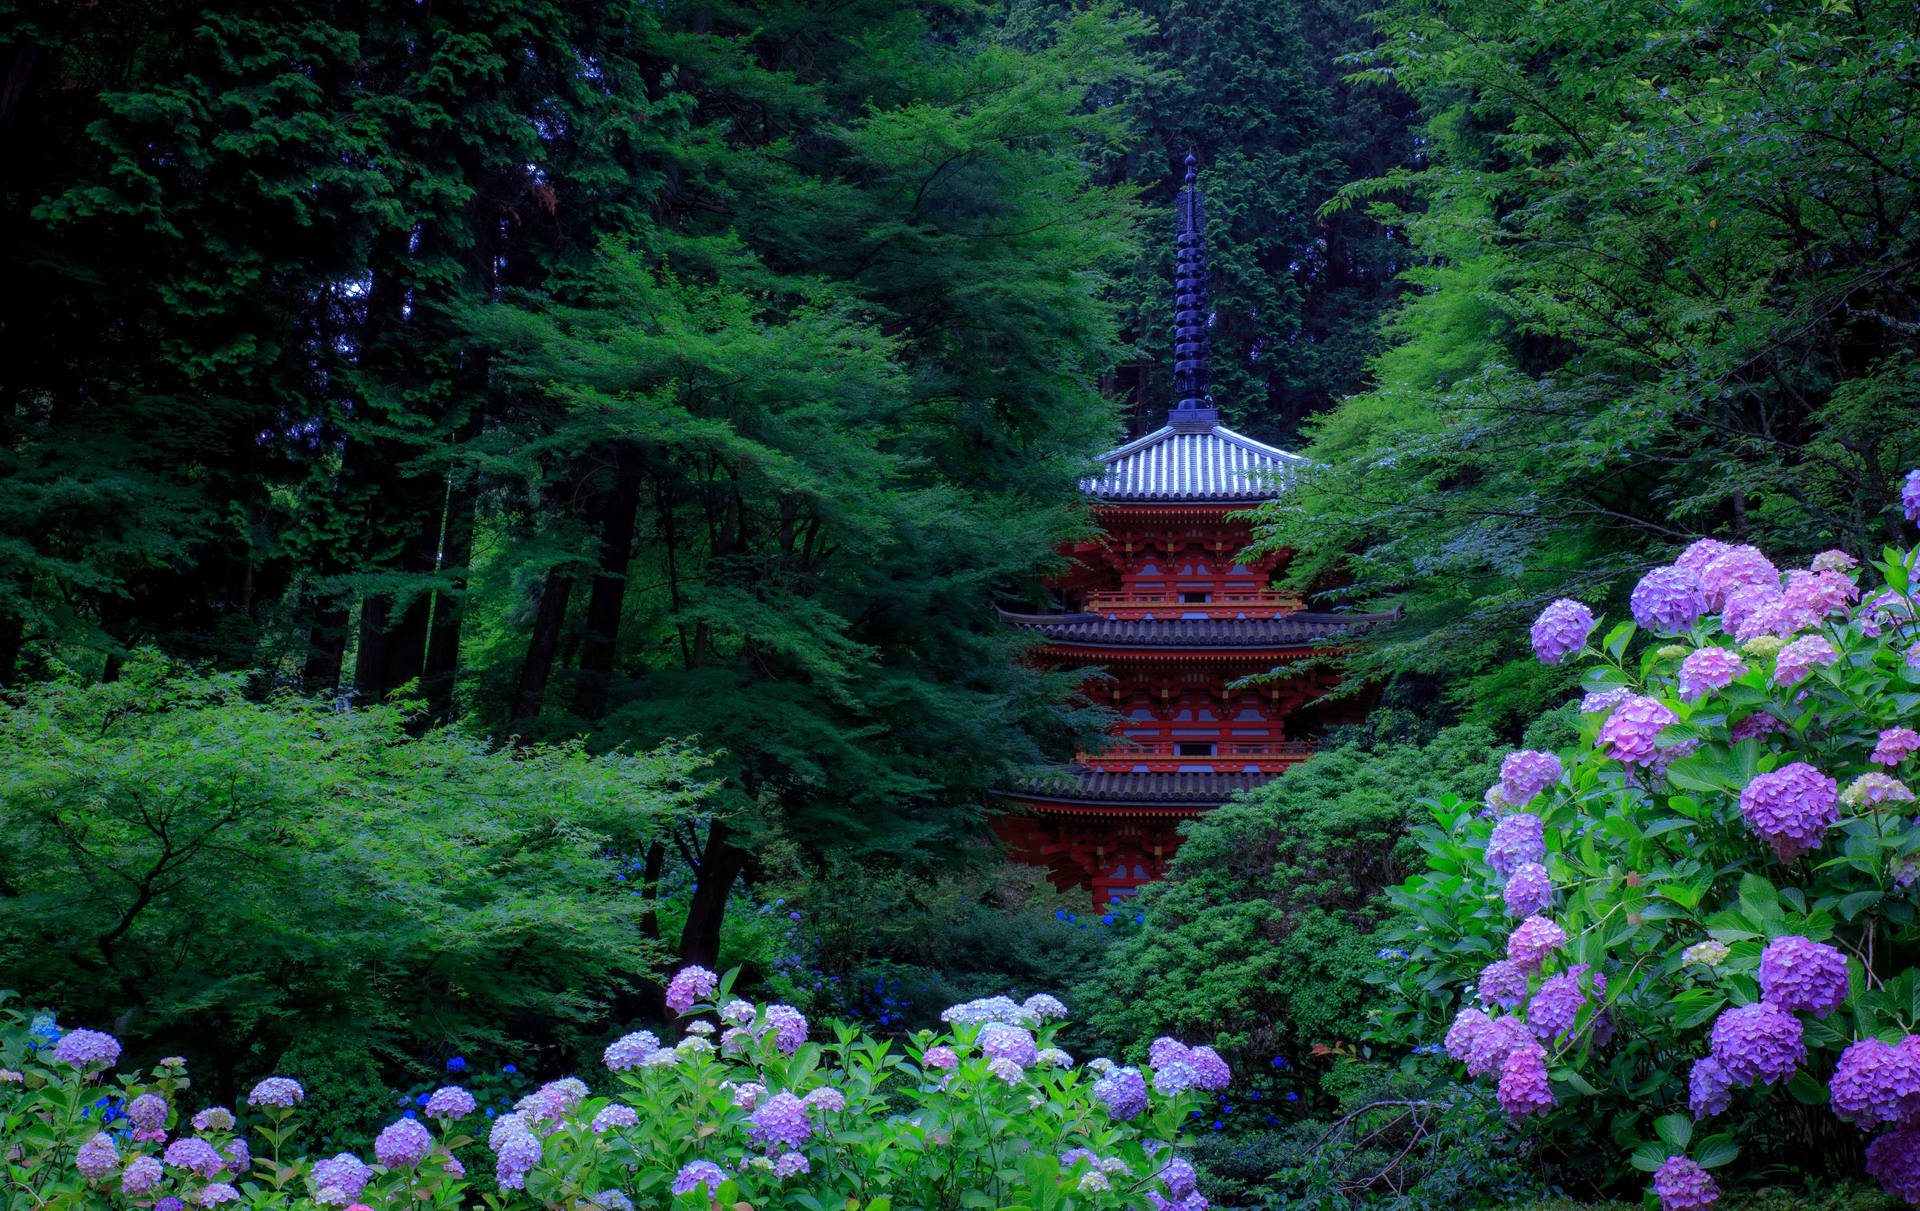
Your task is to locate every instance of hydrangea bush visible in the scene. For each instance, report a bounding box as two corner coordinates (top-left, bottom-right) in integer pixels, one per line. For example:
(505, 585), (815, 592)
(0, 973), (1226, 1211)
(1379, 499), (1920, 1207)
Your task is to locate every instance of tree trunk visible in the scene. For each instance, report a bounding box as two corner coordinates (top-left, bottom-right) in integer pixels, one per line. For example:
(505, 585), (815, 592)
(679, 821), (748, 968)
(423, 468), (479, 722)
(574, 448), (644, 718)
(511, 570), (573, 723)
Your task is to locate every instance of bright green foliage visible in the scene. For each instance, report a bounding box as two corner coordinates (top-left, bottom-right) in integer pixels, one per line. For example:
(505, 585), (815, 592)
(1247, 0), (1920, 723)
(1082, 727), (1507, 1061)
(0, 656), (708, 1100)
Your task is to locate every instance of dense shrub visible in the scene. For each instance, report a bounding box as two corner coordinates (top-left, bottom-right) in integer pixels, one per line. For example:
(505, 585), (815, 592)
(3, 971), (1228, 1211)
(1082, 727), (1515, 1065)
(0, 658), (710, 1098)
(1379, 515), (1920, 1204)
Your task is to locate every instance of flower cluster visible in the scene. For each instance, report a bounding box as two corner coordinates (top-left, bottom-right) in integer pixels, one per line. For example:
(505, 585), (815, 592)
(1738, 763), (1839, 861)
(664, 965), (718, 1014)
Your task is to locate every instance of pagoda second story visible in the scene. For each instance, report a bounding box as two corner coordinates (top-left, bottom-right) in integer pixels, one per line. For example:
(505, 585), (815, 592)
(991, 156), (1393, 905)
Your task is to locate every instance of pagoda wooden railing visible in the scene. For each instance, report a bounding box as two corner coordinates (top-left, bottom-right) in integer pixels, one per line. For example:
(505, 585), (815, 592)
(1086, 590), (1304, 619)
(1077, 739), (1318, 773)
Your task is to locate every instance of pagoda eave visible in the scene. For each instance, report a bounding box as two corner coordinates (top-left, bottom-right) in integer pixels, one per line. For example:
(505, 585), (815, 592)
(994, 795), (1208, 818)
(1032, 643), (1352, 663)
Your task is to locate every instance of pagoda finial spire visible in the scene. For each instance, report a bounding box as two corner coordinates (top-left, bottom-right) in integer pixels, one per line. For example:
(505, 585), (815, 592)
(1171, 152), (1216, 430)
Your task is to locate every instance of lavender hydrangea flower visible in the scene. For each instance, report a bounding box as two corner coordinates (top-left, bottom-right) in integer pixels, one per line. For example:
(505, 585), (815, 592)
(1632, 567), (1707, 634)
(721, 999), (755, 1024)
(126, 1092), (169, 1140)
(1580, 687), (1630, 715)
(75, 1132), (118, 1181)
(491, 1122), (541, 1191)
(374, 1118), (432, 1169)
(1596, 695), (1678, 766)
(1874, 728), (1920, 767)
(1444, 1008), (1491, 1063)
(987, 1056), (1025, 1083)
(1830, 1037), (1920, 1128)
(1503, 863), (1554, 918)
(1507, 916), (1568, 973)
(122, 1155), (163, 1197)
(1495, 1041), (1554, 1119)
(1905, 469), (1920, 523)
(1531, 599), (1596, 665)
(310, 1153), (372, 1202)
(1093, 1066), (1149, 1121)
(1678, 647), (1746, 702)
(604, 1031), (661, 1071)
(673, 1160), (728, 1196)
(1477, 960), (1531, 1009)
(1689, 1057), (1732, 1119)
(1022, 993), (1068, 1021)
(940, 996), (1028, 1025)
(1723, 583), (1783, 639)
(195, 1184), (240, 1206)
(763, 1005), (809, 1054)
(247, 1077), (304, 1108)
(1699, 546), (1779, 610)
(1036, 1047), (1073, 1067)
(165, 1137), (225, 1179)
(775, 1153), (811, 1178)
(1653, 1156), (1719, 1211)
(980, 1023), (1039, 1067)
(595, 1191), (636, 1211)
(1773, 635), (1838, 685)
(1709, 1002), (1806, 1085)
(1188, 1046), (1230, 1090)
(803, 1086), (846, 1112)
(1499, 750), (1563, 806)
(192, 1107), (236, 1132)
(665, 966), (718, 1014)
(590, 1104), (639, 1134)
(1160, 1156), (1199, 1198)
(1758, 935), (1849, 1017)
(222, 1139), (250, 1176)
(1869, 1128), (1920, 1201)
(749, 1092), (813, 1149)
(52, 1028), (121, 1069)
(425, 1086), (476, 1120)
(1844, 773), (1915, 807)
(1784, 568), (1857, 617)
(1730, 713), (1788, 742)
(1486, 813), (1545, 878)
(922, 1045), (958, 1070)
(1739, 762), (1839, 861)
(1465, 1016), (1533, 1078)
(1675, 538), (1733, 580)
(1527, 968), (1589, 1043)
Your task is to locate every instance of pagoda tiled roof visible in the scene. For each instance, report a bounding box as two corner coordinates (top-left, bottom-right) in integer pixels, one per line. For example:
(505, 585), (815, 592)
(998, 609), (1392, 649)
(1003, 768), (1276, 806)
(1085, 420), (1304, 502)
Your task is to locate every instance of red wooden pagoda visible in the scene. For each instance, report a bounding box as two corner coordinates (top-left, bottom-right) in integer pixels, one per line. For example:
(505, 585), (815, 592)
(993, 157), (1392, 905)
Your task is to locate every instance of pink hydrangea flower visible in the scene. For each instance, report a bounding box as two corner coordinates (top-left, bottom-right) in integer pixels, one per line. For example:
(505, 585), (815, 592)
(1677, 647), (1746, 701)
(1709, 1002), (1805, 1085)
(1675, 539), (1734, 582)
(1506, 916), (1567, 973)
(1499, 750), (1563, 806)
(1495, 1041), (1555, 1119)
(1811, 549), (1858, 573)
(1595, 695), (1678, 765)
(1531, 599), (1596, 665)
(1444, 1008), (1491, 1063)
(1699, 546), (1778, 610)
(1477, 960), (1531, 1009)
(1757, 935), (1849, 1017)
(1503, 863), (1554, 918)
(1486, 812), (1545, 878)
(1783, 568), (1857, 617)
(1722, 583), (1780, 638)
(664, 966), (718, 1014)
(1772, 635), (1838, 685)
(1739, 762), (1839, 861)
(1465, 1015), (1532, 1078)
(1874, 728), (1920, 767)
(1653, 1156), (1719, 1211)
(1632, 567), (1707, 635)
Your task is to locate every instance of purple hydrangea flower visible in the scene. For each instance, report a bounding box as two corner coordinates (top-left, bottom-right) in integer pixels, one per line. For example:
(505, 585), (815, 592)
(774, 1152), (811, 1178)
(1730, 713), (1789, 742)
(1869, 1128), (1920, 1201)
(1507, 916), (1568, 973)
(1093, 1066), (1149, 1121)
(803, 1086), (847, 1112)
(590, 1104), (639, 1134)
(721, 999), (755, 1024)
(1503, 863), (1554, 918)
(604, 1031), (661, 1071)
(987, 1055), (1025, 1083)
(1875, 728), (1920, 767)
(1831, 1037), (1920, 1128)
(763, 1004), (808, 1054)
(192, 1107), (235, 1132)
(749, 1092), (813, 1149)
(1486, 813), (1545, 878)
(1689, 1056), (1732, 1119)
(311, 1152), (372, 1203)
(596, 1191), (636, 1211)
(1478, 960), (1531, 1009)
(1783, 568), (1857, 618)
(1444, 1009), (1491, 1063)
(980, 1023), (1039, 1067)
(1699, 546), (1779, 610)
(1579, 687), (1630, 715)
(374, 1117), (432, 1168)
(1905, 469), (1920, 523)
(1189, 1046), (1230, 1090)
(195, 1184), (240, 1207)
(1758, 935), (1849, 1018)
(1632, 566), (1707, 634)
(1773, 635), (1838, 686)
(52, 1028), (121, 1069)
(1678, 647), (1747, 702)
(1653, 1156), (1719, 1211)
(1465, 1016), (1533, 1079)
(1499, 750), (1563, 806)
(165, 1137), (225, 1179)
(1739, 762), (1839, 861)
(1531, 599), (1596, 665)
(127, 1092), (168, 1132)
(673, 1160), (728, 1196)
(122, 1155), (164, 1197)
(246, 1077), (304, 1108)
(1160, 1156), (1199, 1198)
(1496, 1041), (1554, 1119)
(157, 1200), (184, 1211)
(1675, 539), (1734, 582)
(425, 1086), (476, 1120)
(1596, 695), (1678, 766)
(665, 966), (718, 1014)
(939, 996), (1027, 1025)
(1022, 993), (1068, 1021)
(490, 1124), (540, 1191)
(1709, 1002), (1806, 1085)
(1722, 583), (1782, 639)
(1527, 967), (1590, 1043)
(922, 1045), (958, 1071)
(222, 1139), (250, 1176)
(75, 1132), (118, 1181)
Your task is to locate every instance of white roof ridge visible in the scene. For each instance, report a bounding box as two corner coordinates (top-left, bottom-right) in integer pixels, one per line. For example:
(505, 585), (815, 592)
(1084, 417), (1303, 501)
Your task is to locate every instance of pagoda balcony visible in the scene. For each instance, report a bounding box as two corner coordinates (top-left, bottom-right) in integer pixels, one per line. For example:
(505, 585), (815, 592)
(1085, 590), (1305, 619)
(1076, 739), (1317, 774)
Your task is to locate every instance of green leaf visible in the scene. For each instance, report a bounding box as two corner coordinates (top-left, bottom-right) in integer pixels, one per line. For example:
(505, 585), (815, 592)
(1630, 1141), (1672, 1172)
(1694, 1135), (1739, 1168)
(1839, 889), (1883, 921)
(1653, 1114), (1692, 1150)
